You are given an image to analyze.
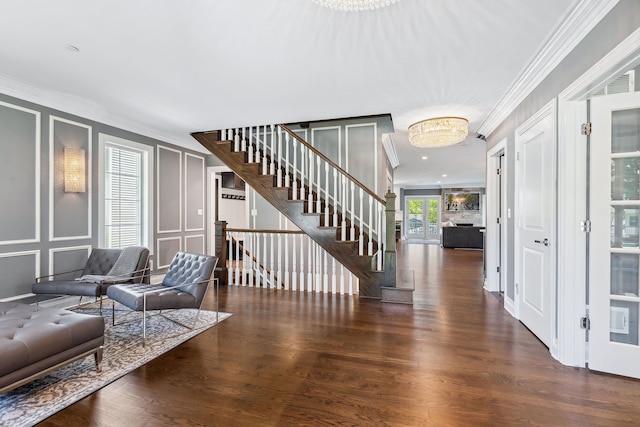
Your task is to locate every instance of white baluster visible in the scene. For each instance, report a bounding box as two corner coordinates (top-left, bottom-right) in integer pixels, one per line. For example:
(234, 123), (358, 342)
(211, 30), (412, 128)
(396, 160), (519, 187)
(377, 204), (383, 271)
(262, 125), (268, 175)
(283, 233), (289, 290)
(276, 128), (282, 186)
(221, 129), (227, 141)
(300, 146), (306, 201)
(308, 151), (314, 213)
(248, 127), (254, 163)
(340, 264), (345, 295)
(299, 234), (305, 291)
(368, 197), (373, 256)
(269, 233), (277, 288)
(348, 272), (353, 295)
(292, 138), (298, 200)
(341, 175), (347, 241)
(331, 257), (337, 294)
(333, 169), (338, 227)
(276, 233), (282, 290)
(307, 236), (313, 292)
(227, 231), (233, 286)
(234, 232), (241, 285)
(324, 163), (329, 226)
(241, 127), (247, 152)
(285, 132), (290, 187)
(350, 182), (356, 241)
(247, 232), (254, 286)
(292, 233), (297, 291)
(241, 232), (247, 284)
(316, 156), (321, 213)
(323, 250), (328, 293)
(234, 128), (239, 152)
(270, 124), (276, 175)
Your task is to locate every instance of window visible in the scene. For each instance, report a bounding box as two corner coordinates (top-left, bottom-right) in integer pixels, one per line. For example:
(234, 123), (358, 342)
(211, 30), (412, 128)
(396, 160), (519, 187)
(98, 134), (154, 250)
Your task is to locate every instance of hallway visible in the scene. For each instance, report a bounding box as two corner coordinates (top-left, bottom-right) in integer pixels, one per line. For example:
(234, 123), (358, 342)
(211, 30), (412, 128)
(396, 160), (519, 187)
(42, 244), (640, 426)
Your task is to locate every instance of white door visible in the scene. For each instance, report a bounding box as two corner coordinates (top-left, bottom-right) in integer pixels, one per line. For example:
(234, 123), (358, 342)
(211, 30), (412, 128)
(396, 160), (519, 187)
(515, 102), (556, 348)
(425, 196), (440, 240)
(589, 91), (640, 378)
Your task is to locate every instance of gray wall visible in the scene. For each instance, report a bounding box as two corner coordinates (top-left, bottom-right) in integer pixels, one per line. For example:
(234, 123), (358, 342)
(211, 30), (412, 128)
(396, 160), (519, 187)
(486, 0), (640, 301)
(0, 92), (208, 300)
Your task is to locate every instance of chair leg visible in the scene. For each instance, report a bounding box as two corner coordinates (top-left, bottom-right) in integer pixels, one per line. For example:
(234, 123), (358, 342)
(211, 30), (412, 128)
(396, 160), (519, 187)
(99, 296), (103, 315)
(35, 295), (39, 307)
(94, 346), (104, 373)
(143, 297), (147, 347)
(112, 301), (116, 326)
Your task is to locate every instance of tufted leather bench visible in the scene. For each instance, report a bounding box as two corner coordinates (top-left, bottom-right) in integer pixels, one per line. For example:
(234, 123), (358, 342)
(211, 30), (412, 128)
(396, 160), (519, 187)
(0, 302), (104, 393)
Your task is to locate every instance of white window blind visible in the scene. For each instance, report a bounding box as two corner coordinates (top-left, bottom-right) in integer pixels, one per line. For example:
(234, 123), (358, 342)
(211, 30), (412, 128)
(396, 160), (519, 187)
(104, 145), (142, 248)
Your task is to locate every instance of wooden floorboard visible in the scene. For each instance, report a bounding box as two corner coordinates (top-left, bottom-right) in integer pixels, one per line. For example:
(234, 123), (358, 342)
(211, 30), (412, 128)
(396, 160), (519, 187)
(40, 243), (640, 426)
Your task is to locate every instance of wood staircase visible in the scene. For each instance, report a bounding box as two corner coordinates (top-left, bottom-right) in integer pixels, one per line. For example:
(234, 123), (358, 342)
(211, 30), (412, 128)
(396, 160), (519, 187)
(192, 127), (387, 298)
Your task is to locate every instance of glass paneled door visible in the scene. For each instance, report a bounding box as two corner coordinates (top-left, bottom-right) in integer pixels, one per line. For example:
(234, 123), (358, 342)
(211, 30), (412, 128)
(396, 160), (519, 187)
(589, 91), (640, 379)
(406, 197), (440, 240)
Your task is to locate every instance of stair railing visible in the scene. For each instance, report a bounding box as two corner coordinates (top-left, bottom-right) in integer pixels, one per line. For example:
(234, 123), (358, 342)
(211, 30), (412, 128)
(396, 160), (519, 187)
(225, 228), (359, 295)
(220, 125), (385, 271)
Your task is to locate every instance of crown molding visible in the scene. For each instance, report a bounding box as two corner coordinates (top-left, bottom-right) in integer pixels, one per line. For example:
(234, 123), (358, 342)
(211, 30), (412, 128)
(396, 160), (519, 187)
(382, 133), (400, 169)
(477, 0), (620, 136)
(0, 75), (206, 153)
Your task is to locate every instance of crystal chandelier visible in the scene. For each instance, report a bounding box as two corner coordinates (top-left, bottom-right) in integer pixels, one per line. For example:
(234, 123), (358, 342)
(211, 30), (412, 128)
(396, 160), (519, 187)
(408, 117), (469, 148)
(311, 0), (399, 12)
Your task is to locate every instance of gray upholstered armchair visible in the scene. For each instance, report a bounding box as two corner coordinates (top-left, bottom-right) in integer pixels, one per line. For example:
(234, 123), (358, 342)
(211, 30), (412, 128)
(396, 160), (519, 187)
(32, 246), (150, 313)
(106, 251), (218, 345)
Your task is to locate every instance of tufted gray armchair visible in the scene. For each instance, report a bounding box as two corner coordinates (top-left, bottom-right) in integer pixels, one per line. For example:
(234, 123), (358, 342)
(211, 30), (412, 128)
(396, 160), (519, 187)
(32, 247), (150, 314)
(106, 252), (218, 345)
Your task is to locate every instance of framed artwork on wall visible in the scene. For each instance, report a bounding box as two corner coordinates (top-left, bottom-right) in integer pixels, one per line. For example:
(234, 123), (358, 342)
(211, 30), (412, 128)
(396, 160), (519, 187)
(444, 192), (480, 211)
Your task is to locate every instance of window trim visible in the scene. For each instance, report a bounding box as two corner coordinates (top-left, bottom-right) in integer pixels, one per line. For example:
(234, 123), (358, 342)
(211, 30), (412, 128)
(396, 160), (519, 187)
(98, 133), (154, 253)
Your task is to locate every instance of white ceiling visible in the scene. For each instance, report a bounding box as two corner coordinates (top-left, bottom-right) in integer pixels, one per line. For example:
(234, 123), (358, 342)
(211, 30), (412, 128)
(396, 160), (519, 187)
(0, 0), (582, 188)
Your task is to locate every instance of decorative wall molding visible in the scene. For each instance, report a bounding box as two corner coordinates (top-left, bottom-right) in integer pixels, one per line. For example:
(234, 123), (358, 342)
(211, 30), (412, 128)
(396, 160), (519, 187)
(157, 145), (183, 234)
(156, 236), (182, 269)
(312, 126), (342, 168)
(0, 250), (40, 301)
(477, 0), (620, 136)
(184, 234), (205, 255)
(0, 100), (40, 246)
(49, 116), (92, 242)
(48, 245), (92, 277)
(346, 123), (377, 194)
(184, 152), (206, 232)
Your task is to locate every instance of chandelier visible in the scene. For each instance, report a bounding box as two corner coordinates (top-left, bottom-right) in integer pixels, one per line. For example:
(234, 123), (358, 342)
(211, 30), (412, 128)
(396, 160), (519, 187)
(408, 117), (469, 148)
(311, 0), (399, 12)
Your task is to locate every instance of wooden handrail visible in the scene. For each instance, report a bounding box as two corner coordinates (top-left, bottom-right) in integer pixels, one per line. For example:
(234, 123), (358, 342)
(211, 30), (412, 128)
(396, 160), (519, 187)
(227, 228), (304, 235)
(278, 124), (386, 205)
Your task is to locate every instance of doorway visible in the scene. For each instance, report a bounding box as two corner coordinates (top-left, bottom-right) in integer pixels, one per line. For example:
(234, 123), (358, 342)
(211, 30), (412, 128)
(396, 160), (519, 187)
(588, 87), (640, 379)
(405, 196), (440, 242)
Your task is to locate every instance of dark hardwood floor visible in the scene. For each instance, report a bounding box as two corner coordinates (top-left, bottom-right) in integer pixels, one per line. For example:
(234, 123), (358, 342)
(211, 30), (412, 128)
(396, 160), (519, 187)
(40, 243), (640, 426)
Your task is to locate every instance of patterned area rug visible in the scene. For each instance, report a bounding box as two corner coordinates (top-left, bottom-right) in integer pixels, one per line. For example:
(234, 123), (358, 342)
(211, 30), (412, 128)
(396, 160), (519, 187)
(0, 302), (231, 427)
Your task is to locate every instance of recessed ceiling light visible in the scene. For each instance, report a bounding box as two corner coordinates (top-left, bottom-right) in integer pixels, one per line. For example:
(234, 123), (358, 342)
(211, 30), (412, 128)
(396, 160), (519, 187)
(421, 156), (428, 160)
(65, 45), (80, 52)
(437, 181), (441, 184)
(442, 174), (447, 177)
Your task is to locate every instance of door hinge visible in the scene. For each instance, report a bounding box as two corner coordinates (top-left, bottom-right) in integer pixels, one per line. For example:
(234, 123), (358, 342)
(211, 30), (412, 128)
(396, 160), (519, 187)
(516, 152), (520, 161)
(497, 266), (501, 273)
(497, 168), (502, 175)
(497, 217), (501, 224)
(581, 122), (592, 136)
(580, 219), (592, 233)
(580, 316), (590, 330)
(515, 282), (519, 293)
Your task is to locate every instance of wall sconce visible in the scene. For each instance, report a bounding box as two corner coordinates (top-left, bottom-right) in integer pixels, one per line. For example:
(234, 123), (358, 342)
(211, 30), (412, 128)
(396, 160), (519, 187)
(64, 147), (86, 193)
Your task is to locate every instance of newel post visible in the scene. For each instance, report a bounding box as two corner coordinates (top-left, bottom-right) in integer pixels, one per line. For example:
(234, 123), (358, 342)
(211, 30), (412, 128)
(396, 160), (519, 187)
(383, 192), (397, 287)
(215, 220), (228, 286)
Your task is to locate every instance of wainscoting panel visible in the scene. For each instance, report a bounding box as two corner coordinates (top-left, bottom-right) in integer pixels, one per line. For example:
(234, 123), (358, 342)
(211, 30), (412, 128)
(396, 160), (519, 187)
(185, 153), (205, 232)
(49, 245), (92, 281)
(49, 116), (92, 241)
(184, 234), (205, 255)
(0, 101), (40, 245)
(311, 126), (342, 168)
(346, 123), (377, 194)
(157, 145), (182, 233)
(0, 250), (40, 300)
(157, 237), (181, 269)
